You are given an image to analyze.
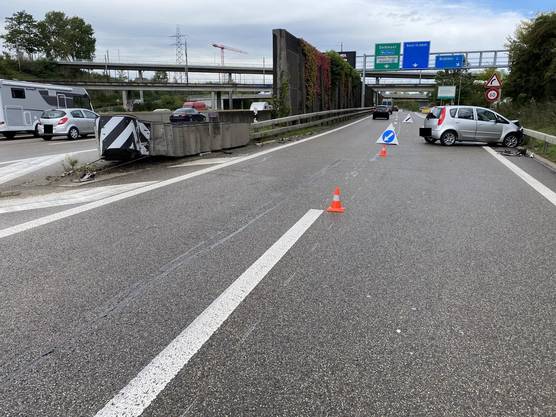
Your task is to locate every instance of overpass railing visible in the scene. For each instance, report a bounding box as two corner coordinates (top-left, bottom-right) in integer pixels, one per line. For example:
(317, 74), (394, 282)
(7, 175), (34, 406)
(250, 108), (373, 140)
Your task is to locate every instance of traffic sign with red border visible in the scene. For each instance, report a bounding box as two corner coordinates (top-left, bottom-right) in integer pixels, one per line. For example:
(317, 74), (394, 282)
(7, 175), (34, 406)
(485, 87), (500, 102)
(485, 73), (503, 88)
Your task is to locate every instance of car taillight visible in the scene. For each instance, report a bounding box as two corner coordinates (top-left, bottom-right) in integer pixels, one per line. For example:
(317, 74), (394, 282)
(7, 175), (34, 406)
(438, 108), (446, 126)
(58, 117), (68, 125)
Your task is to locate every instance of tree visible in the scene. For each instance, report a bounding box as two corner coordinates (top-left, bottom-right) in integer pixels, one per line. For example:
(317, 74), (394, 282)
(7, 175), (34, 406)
(434, 69), (484, 105)
(37, 11), (96, 61)
(506, 12), (556, 102)
(152, 71), (169, 82)
(1, 11), (40, 58)
(64, 16), (95, 60)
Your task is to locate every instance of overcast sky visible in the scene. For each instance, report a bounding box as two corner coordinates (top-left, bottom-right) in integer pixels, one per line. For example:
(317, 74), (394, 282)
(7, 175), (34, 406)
(0, 0), (553, 66)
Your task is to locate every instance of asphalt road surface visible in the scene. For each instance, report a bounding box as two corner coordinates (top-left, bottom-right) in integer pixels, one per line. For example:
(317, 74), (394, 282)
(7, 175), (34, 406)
(0, 113), (554, 416)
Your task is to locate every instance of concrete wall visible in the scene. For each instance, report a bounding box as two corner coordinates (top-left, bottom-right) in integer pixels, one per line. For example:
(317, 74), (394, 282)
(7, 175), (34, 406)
(273, 29), (305, 115)
(273, 28), (362, 115)
(150, 122), (250, 157)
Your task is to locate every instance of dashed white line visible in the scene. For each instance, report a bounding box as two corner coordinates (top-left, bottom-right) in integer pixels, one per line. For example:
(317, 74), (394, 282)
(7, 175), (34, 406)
(483, 146), (556, 207)
(93, 208), (323, 417)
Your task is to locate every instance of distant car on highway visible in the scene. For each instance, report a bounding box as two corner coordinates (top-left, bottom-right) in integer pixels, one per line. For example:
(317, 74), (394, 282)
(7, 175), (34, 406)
(152, 108), (171, 112)
(38, 108), (98, 140)
(420, 106), (523, 147)
(169, 107), (207, 123)
(372, 105), (390, 120)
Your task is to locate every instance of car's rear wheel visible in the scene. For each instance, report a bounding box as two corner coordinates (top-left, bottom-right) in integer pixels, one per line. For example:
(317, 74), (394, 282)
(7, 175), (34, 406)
(424, 137), (436, 144)
(68, 127), (79, 140)
(2, 132), (16, 140)
(503, 133), (519, 148)
(33, 125), (40, 138)
(440, 131), (457, 146)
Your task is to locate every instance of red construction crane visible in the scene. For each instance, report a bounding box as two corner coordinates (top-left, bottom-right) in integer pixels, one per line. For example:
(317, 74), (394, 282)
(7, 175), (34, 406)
(211, 43), (247, 67)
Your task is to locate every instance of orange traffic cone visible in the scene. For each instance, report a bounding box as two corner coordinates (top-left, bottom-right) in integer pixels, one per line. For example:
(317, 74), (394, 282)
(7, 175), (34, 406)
(327, 187), (345, 213)
(378, 145), (388, 158)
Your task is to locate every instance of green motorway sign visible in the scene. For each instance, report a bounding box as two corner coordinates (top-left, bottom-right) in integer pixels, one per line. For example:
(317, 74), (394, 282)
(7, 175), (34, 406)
(374, 43), (401, 70)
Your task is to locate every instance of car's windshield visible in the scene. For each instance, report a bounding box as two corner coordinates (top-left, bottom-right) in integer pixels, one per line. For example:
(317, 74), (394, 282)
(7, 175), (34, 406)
(427, 107), (444, 119)
(175, 108), (196, 114)
(41, 110), (66, 119)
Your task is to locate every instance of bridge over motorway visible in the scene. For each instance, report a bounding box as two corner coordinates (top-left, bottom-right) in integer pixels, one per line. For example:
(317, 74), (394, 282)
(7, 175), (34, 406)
(55, 49), (508, 82)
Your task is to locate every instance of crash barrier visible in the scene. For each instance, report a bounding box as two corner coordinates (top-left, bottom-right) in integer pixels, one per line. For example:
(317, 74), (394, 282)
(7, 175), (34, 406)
(150, 122), (249, 157)
(250, 108), (374, 140)
(523, 128), (556, 153)
(98, 115), (150, 160)
(98, 115), (250, 159)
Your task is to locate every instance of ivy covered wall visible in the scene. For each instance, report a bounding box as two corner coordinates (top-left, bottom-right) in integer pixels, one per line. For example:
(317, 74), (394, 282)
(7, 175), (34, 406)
(273, 29), (361, 115)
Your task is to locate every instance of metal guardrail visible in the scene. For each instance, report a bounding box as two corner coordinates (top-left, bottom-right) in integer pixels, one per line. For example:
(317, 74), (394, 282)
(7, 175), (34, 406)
(523, 128), (556, 145)
(250, 108), (373, 140)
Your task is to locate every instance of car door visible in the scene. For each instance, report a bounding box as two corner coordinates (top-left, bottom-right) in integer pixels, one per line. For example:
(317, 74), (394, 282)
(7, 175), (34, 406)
(70, 110), (86, 131)
(454, 107), (477, 140)
(476, 108), (504, 142)
(83, 110), (98, 133)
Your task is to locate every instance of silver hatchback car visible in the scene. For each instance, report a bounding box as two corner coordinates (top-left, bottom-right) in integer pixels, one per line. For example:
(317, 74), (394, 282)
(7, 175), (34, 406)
(420, 106), (523, 147)
(38, 108), (98, 141)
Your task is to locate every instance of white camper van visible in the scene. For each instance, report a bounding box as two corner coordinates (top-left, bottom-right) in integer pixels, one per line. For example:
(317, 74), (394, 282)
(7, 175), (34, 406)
(0, 79), (92, 139)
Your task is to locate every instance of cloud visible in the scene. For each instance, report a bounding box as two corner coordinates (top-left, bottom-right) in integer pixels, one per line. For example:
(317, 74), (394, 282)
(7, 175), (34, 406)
(0, 0), (528, 64)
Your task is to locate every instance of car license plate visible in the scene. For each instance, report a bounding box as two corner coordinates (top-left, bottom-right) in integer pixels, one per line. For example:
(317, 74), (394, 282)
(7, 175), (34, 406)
(44, 124), (53, 134)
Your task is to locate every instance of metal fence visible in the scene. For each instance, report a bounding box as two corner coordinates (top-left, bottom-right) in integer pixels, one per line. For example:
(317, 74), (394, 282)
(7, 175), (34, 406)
(523, 128), (556, 153)
(250, 108), (373, 140)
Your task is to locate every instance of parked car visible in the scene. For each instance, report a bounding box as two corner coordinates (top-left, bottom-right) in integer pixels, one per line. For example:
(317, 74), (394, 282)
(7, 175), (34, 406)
(38, 108), (98, 140)
(372, 105), (390, 120)
(420, 106), (523, 147)
(152, 108), (171, 112)
(392, 106), (399, 112)
(169, 107), (206, 123)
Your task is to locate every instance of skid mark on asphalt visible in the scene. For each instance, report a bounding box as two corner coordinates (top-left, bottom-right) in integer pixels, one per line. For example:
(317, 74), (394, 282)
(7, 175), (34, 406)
(0, 116), (372, 239)
(0, 182), (157, 214)
(93, 209), (323, 417)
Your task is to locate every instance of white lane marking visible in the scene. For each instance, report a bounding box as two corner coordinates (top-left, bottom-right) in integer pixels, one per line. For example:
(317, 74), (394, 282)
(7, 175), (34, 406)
(0, 116), (371, 239)
(0, 182), (156, 214)
(0, 149), (96, 186)
(169, 156), (243, 168)
(483, 146), (556, 207)
(94, 208), (323, 417)
(48, 139), (96, 145)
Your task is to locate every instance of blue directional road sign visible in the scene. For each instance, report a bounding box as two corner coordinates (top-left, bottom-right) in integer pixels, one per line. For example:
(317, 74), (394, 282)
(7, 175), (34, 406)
(435, 54), (465, 69)
(376, 124), (399, 145)
(382, 129), (396, 143)
(402, 41), (431, 69)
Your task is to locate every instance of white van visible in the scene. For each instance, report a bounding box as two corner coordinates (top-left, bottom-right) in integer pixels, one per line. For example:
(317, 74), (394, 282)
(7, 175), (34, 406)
(0, 79), (92, 139)
(249, 101), (272, 112)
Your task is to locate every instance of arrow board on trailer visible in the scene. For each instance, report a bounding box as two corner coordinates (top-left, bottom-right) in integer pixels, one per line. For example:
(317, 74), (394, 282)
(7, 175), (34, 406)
(377, 124), (399, 145)
(402, 114), (414, 123)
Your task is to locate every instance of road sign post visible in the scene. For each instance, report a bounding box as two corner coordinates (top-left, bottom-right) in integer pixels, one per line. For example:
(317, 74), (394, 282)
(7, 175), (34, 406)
(374, 43), (401, 71)
(402, 41), (431, 69)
